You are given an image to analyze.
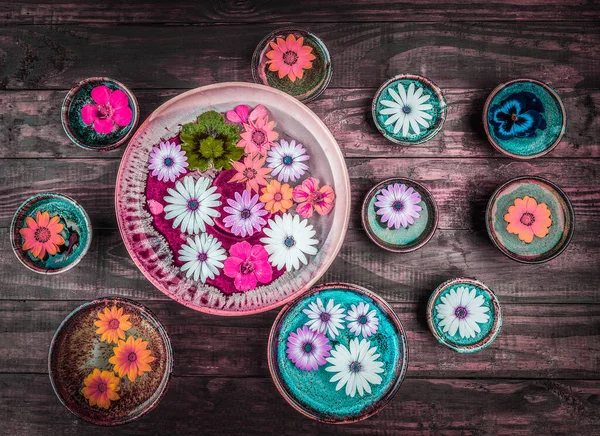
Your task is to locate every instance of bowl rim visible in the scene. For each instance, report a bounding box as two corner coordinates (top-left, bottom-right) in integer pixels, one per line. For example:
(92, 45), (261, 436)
(61, 76), (140, 152)
(482, 78), (567, 160)
(361, 177), (439, 253)
(267, 282), (409, 424)
(47, 296), (174, 426)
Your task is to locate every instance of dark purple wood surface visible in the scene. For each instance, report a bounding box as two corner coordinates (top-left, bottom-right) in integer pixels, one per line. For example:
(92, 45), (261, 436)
(0, 1), (599, 434)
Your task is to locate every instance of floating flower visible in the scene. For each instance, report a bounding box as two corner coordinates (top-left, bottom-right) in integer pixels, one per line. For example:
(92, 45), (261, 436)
(325, 338), (384, 398)
(94, 306), (132, 344)
(489, 92), (547, 140)
(238, 116), (279, 156)
(346, 302), (379, 338)
(292, 177), (335, 218)
(435, 286), (490, 339)
(504, 196), (552, 243)
(81, 86), (132, 134)
(148, 140), (188, 182)
(163, 176), (221, 234)
(19, 211), (65, 259)
(148, 199), (164, 215)
(223, 241), (273, 291)
(223, 190), (268, 237)
(266, 34), (316, 82)
(266, 139), (309, 183)
(109, 336), (155, 382)
(226, 104), (267, 124)
(229, 154), (272, 193)
(286, 325), (331, 371)
(375, 183), (422, 230)
(260, 213), (319, 271)
(81, 369), (120, 409)
(260, 180), (293, 214)
(303, 298), (345, 339)
(178, 233), (227, 283)
(380, 82), (433, 136)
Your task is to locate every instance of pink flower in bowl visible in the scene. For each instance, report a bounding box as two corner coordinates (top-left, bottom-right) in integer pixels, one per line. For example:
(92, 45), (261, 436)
(224, 241), (273, 291)
(292, 177), (335, 218)
(81, 85), (133, 134)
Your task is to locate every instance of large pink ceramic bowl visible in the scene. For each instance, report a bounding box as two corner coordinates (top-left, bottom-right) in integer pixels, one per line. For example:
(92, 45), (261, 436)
(116, 82), (350, 316)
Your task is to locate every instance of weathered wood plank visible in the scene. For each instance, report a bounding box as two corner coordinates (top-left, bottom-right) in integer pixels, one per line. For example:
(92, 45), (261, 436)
(3, 0), (600, 24)
(1, 300), (599, 379)
(1, 22), (599, 90)
(0, 374), (598, 435)
(2, 88), (599, 159)
(0, 227), (598, 304)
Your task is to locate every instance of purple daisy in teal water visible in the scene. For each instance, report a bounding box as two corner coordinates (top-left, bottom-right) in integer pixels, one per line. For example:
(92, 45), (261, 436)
(375, 183), (422, 229)
(286, 325), (331, 371)
(223, 190), (268, 237)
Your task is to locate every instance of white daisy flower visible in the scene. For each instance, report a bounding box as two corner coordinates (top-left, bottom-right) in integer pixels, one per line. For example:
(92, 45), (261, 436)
(346, 302), (379, 338)
(303, 298), (346, 339)
(325, 338), (384, 398)
(380, 82), (434, 136)
(435, 286), (490, 339)
(178, 233), (226, 283)
(266, 139), (310, 183)
(148, 140), (188, 182)
(163, 176), (221, 234)
(260, 213), (318, 271)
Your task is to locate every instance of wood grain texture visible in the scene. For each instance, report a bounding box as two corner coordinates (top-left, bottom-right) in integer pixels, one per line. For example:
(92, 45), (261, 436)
(2, 88), (599, 159)
(1, 22), (599, 90)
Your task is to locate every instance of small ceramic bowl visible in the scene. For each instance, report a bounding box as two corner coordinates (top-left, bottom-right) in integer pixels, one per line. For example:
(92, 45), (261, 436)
(361, 177), (438, 253)
(49, 297), (173, 426)
(372, 74), (446, 145)
(252, 27), (332, 103)
(268, 283), (408, 424)
(486, 176), (574, 264)
(62, 77), (139, 151)
(483, 79), (566, 159)
(10, 193), (92, 274)
(427, 278), (502, 353)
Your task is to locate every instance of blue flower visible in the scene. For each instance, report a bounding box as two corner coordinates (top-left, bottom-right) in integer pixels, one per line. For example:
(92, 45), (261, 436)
(488, 92), (547, 140)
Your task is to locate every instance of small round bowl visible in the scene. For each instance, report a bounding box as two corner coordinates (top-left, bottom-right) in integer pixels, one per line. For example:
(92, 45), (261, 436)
(372, 74), (446, 145)
(361, 177), (438, 253)
(49, 297), (173, 426)
(252, 27), (332, 103)
(62, 77), (139, 151)
(427, 278), (502, 354)
(483, 79), (566, 159)
(486, 176), (574, 264)
(10, 193), (92, 274)
(268, 283), (408, 424)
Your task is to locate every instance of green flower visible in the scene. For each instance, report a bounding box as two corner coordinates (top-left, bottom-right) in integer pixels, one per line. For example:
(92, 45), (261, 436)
(180, 111), (244, 171)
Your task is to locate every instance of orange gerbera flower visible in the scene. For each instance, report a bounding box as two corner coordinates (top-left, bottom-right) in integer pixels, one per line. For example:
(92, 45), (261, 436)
(260, 180), (293, 214)
(81, 369), (120, 409)
(229, 154), (272, 194)
(94, 305), (132, 344)
(238, 116), (279, 156)
(265, 34), (316, 82)
(504, 196), (552, 243)
(19, 211), (65, 259)
(109, 336), (155, 382)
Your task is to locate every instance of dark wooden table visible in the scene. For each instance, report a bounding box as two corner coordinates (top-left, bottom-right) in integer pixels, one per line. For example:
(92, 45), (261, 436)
(1, 1), (600, 434)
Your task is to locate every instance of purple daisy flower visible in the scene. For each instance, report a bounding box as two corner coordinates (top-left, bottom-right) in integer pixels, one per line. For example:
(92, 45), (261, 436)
(148, 140), (188, 182)
(223, 190), (269, 237)
(286, 325), (331, 371)
(374, 183), (422, 229)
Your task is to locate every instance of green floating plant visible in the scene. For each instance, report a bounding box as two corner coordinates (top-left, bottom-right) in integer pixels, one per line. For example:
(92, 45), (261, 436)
(180, 110), (244, 171)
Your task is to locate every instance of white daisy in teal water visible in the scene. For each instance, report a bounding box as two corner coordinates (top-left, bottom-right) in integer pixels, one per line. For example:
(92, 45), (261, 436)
(346, 302), (379, 338)
(380, 82), (433, 136)
(178, 233), (226, 283)
(435, 286), (490, 339)
(303, 298), (346, 339)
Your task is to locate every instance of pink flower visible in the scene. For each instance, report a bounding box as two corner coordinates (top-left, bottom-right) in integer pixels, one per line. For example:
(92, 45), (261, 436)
(224, 241), (273, 291)
(286, 325), (331, 371)
(81, 85), (133, 134)
(292, 177), (335, 218)
(238, 116), (279, 156)
(226, 104), (267, 124)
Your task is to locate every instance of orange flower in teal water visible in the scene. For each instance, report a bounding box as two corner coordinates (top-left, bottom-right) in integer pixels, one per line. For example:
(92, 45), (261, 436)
(109, 336), (155, 382)
(19, 211), (65, 259)
(504, 196), (552, 243)
(265, 34), (316, 82)
(82, 369), (120, 409)
(94, 306), (132, 344)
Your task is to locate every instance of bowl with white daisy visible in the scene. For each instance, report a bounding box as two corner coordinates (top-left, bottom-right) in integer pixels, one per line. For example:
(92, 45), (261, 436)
(372, 74), (446, 145)
(427, 278), (502, 353)
(268, 283), (408, 423)
(362, 177), (438, 253)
